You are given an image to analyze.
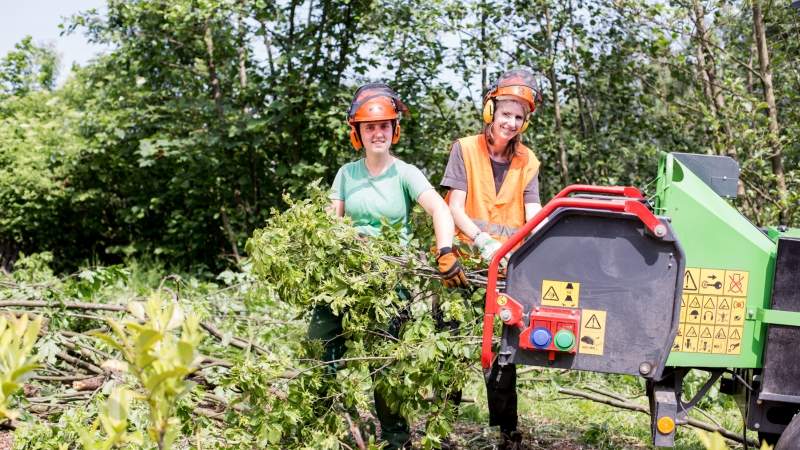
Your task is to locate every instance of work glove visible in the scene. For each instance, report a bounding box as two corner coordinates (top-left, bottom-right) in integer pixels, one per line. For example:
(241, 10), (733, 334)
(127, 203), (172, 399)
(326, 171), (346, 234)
(436, 247), (469, 288)
(473, 232), (503, 263)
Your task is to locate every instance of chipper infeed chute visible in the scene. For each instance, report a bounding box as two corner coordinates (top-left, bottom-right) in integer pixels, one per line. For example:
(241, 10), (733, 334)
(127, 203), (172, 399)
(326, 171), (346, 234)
(481, 186), (685, 380)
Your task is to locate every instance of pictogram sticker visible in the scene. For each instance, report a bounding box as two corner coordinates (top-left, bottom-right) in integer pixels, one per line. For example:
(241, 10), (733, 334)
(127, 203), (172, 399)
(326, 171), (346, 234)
(674, 267), (749, 355)
(730, 301), (745, 326)
(681, 295), (687, 322)
(578, 309), (606, 355)
(699, 268), (725, 295)
(684, 268), (699, 292)
(724, 271), (749, 296)
(585, 314), (602, 329)
(541, 280), (581, 308)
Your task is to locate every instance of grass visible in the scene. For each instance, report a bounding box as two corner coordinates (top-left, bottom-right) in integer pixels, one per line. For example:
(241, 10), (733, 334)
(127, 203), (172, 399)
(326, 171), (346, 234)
(444, 368), (759, 449)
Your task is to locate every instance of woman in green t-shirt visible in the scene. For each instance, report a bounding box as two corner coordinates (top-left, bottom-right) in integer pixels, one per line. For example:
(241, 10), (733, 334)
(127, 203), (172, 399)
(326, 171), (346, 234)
(312, 83), (467, 449)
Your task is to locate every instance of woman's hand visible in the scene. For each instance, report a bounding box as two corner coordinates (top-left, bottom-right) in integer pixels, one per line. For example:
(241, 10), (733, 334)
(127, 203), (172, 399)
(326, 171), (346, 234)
(436, 247), (469, 288)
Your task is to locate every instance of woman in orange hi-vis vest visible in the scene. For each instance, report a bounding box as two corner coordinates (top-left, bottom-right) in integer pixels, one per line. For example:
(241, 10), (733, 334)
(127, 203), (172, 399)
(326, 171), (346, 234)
(441, 69), (543, 449)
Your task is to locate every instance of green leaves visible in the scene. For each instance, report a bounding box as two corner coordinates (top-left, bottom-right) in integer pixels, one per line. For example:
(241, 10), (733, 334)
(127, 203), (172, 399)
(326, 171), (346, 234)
(92, 294), (202, 449)
(0, 313), (42, 422)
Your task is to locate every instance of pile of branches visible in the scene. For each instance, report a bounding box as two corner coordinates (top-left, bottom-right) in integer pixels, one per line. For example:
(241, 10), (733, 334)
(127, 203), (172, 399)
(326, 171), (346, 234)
(0, 189), (489, 449)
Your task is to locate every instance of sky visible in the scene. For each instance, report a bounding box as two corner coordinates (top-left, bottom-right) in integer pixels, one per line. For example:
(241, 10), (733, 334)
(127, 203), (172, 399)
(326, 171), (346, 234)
(0, 0), (109, 84)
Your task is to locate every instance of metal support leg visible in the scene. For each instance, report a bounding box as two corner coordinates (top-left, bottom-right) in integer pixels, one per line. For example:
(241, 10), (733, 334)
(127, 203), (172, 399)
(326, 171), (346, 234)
(648, 373), (679, 448)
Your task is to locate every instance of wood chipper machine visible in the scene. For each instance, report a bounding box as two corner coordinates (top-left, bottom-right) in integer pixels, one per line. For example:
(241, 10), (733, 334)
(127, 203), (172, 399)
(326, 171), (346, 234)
(481, 152), (800, 448)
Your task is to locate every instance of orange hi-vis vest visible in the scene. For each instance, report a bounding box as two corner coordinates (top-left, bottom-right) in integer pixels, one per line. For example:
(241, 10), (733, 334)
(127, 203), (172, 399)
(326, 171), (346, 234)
(449, 134), (540, 244)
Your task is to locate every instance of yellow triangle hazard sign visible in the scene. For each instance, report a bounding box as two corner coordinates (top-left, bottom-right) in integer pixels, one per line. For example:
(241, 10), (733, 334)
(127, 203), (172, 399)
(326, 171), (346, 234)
(543, 286), (559, 302)
(689, 297), (701, 308)
(715, 328), (727, 339)
(686, 326), (698, 337)
(681, 297), (686, 307)
(585, 314), (602, 329)
(730, 328), (741, 339)
(684, 271), (698, 290)
(703, 297), (715, 308)
(701, 327), (713, 338)
(718, 299), (730, 310)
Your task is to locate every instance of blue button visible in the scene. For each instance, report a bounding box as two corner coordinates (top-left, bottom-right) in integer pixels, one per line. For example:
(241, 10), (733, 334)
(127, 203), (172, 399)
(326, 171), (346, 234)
(531, 328), (552, 348)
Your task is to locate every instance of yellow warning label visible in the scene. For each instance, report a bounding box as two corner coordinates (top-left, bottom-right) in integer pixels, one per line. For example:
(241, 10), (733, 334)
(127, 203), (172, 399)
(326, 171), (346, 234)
(730, 298), (746, 326)
(541, 280), (580, 308)
(578, 309), (606, 355)
(683, 268), (700, 292)
(724, 270), (749, 296)
(674, 267), (748, 355)
(699, 268), (725, 295)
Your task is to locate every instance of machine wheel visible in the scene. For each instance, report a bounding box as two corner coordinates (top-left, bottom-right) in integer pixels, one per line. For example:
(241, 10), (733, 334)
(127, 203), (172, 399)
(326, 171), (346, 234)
(775, 413), (800, 450)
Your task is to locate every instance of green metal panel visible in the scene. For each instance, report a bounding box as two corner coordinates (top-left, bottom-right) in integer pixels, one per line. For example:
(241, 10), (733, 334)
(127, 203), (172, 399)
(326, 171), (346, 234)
(654, 153), (776, 368)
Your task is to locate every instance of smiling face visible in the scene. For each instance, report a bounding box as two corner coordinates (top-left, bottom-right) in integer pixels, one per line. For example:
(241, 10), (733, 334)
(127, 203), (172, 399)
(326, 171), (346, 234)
(359, 120), (394, 154)
(490, 100), (526, 143)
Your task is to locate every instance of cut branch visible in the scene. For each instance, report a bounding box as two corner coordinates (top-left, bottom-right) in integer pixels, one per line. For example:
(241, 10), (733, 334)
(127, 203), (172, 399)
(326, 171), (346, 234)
(558, 387), (758, 447)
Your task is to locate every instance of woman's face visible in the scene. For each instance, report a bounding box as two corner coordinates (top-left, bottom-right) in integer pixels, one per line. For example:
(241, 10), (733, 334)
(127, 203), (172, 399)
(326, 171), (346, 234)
(359, 120), (394, 154)
(491, 100), (526, 142)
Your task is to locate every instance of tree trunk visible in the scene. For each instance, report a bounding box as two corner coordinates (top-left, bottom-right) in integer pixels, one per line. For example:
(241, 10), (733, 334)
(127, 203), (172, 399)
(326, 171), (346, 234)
(753, 0), (788, 222)
(0, 239), (18, 274)
(480, 0), (487, 95)
(333, 2), (354, 86)
(259, 21), (276, 76)
(203, 18), (224, 119)
(286, 0), (297, 76)
(691, 0), (732, 156)
(236, 4), (248, 90)
(544, 5), (569, 185)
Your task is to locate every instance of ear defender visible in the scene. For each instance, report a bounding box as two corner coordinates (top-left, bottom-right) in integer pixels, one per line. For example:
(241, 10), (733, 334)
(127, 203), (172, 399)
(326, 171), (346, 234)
(482, 98), (495, 124)
(392, 121), (401, 144)
(520, 116), (530, 133)
(349, 124), (363, 150)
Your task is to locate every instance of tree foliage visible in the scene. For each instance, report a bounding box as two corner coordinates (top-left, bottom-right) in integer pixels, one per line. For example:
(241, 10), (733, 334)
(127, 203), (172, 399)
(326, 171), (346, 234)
(1, 0), (798, 270)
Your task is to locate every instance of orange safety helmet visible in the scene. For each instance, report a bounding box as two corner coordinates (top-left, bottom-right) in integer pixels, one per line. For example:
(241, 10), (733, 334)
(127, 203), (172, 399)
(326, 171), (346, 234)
(347, 83), (409, 150)
(482, 69), (542, 133)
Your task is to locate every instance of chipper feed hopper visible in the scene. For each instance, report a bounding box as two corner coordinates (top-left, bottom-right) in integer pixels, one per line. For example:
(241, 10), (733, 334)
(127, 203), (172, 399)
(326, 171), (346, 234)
(481, 152), (800, 448)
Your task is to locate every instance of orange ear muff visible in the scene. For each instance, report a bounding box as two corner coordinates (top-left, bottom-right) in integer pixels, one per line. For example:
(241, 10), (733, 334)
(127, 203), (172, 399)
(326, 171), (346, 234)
(520, 115), (530, 133)
(349, 124), (363, 150)
(391, 122), (401, 144)
(482, 99), (494, 124)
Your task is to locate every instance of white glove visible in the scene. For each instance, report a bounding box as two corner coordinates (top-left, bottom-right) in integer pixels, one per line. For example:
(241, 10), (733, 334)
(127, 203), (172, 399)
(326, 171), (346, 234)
(474, 232), (502, 263)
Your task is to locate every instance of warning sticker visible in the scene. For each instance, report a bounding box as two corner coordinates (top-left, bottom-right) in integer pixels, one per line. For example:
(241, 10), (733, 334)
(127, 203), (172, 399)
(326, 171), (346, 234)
(541, 280), (580, 308)
(683, 268), (700, 292)
(578, 309), (606, 355)
(699, 268), (725, 295)
(674, 267), (748, 355)
(724, 270), (749, 296)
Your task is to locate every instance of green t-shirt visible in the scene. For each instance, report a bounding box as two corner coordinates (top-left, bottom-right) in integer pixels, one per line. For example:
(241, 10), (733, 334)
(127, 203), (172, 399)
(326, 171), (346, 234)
(330, 158), (433, 244)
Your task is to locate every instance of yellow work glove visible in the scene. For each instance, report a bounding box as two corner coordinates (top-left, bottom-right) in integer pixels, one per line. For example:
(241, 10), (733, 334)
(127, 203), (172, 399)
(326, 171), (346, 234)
(436, 247), (469, 288)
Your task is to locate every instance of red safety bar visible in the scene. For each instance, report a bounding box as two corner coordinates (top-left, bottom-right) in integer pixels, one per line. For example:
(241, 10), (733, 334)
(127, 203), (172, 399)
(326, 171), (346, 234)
(480, 191), (666, 369)
(552, 184), (644, 200)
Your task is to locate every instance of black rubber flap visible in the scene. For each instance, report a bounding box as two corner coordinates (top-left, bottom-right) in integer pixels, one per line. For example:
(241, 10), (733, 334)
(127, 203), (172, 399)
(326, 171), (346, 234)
(500, 207), (683, 380)
(672, 152), (739, 199)
(760, 237), (800, 404)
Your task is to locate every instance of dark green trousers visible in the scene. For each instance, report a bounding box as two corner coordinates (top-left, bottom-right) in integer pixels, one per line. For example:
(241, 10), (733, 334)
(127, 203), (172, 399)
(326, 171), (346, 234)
(307, 291), (411, 450)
